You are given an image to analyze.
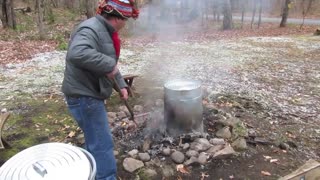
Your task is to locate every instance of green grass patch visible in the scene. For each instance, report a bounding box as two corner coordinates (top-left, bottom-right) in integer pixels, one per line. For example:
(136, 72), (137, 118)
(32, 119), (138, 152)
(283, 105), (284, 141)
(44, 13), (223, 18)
(0, 96), (76, 163)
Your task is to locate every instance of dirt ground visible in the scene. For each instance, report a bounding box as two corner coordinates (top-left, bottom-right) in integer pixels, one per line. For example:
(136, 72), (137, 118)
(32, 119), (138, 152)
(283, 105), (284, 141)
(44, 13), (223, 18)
(0, 21), (320, 179)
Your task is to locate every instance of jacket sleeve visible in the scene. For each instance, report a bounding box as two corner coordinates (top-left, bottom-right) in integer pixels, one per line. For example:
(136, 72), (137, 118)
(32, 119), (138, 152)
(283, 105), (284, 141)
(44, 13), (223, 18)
(114, 71), (128, 89)
(67, 27), (116, 77)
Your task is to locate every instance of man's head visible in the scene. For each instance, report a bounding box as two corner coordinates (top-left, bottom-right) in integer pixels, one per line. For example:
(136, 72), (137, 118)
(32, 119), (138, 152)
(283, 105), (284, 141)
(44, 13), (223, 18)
(97, 0), (139, 19)
(97, 0), (139, 30)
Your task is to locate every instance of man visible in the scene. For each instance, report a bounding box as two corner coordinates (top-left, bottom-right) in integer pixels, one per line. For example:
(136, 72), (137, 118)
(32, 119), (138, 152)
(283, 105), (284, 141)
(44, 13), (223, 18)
(62, 0), (139, 179)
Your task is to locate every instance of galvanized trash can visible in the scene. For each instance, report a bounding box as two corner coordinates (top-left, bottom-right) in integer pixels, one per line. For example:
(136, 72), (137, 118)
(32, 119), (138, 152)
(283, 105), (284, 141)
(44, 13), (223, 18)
(0, 143), (96, 180)
(164, 79), (203, 136)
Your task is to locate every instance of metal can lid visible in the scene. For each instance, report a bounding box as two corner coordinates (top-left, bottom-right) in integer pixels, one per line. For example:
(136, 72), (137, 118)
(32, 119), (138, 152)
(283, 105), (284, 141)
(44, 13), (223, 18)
(0, 143), (92, 180)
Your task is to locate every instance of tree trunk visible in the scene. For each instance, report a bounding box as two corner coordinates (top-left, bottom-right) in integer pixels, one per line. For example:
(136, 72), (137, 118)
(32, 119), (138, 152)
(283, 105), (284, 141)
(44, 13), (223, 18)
(85, 0), (96, 18)
(1, 0), (16, 29)
(251, 0), (257, 29)
(258, 0), (262, 28)
(35, 0), (45, 39)
(222, 0), (232, 30)
(241, 0), (246, 28)
(280, 0), (291, 27)
(300, 0), (314, 29)
(51, 0), (58, 8)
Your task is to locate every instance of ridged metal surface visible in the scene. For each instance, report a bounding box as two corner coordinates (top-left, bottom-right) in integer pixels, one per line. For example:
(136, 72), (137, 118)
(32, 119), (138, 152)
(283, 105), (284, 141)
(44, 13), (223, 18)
(164, 79), (203, 136)
(0, 143), (93, 180)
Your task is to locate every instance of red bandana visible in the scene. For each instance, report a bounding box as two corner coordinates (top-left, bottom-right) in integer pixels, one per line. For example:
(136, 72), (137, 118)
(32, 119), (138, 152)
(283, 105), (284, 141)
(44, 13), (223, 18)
(112, 32), (121, 58)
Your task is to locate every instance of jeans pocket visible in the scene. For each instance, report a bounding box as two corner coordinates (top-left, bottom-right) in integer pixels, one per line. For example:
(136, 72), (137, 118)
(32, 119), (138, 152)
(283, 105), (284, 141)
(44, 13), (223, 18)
(66, 97), (81, 107)
(87, 97), (101, 109)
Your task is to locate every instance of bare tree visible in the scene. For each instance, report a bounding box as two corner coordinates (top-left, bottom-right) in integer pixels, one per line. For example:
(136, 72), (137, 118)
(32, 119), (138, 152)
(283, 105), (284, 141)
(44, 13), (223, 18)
(1, 0), (16, 29)
(241, 0), (247, 28)
(300, 0), (314, 29)
(85, 0), (97, 18)
(35, 0), (45, 39)
(222, 0), (232, 30)
(280, 0), (291, 27)
(212, 0), (223, 22)
(201, 0), (210, 27)
(251, 0), (257, 29)
(258, 0), (263, 28)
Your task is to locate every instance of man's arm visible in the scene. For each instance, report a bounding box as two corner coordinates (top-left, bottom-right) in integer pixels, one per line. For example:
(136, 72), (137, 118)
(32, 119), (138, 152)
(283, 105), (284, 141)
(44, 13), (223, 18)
(67, 27), (116, 77)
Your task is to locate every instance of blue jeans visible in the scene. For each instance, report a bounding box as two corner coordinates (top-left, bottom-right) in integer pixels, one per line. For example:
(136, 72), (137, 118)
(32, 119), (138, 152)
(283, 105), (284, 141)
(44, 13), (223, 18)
(65, 96), (117, 180)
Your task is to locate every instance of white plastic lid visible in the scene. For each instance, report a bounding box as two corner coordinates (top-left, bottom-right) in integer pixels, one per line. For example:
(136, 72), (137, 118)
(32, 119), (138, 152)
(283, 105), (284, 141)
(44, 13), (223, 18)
(0, 143), (92, 180)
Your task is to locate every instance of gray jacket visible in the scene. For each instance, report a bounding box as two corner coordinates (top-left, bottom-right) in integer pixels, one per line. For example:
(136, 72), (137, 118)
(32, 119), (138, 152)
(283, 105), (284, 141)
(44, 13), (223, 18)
(62, 15), (127, 99)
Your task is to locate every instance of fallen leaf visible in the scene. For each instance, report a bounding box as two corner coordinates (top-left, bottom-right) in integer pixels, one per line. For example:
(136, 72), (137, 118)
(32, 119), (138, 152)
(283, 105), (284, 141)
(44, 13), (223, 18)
(261, 171), (271, 176)
(270, 159), (279, 163)
(263, 155), (272, 160)
(68, 131), (76, 138)
(200, 172), (209, 180)
(176, 164), (190, 174)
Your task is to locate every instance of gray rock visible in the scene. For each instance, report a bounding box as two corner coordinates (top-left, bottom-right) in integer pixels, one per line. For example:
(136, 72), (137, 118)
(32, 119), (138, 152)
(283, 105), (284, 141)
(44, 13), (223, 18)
(183, 143), (190, 150)
(162, 147), (171, 156)
(206, 145), (225, 155)
(171, 151), (185, 164)
(119, 105), (130, 115)
(209, 138), (225, 145)
(145, 158), (162, 167)
(190, 141), (211, 152)
(107, 112), (117, 119)
(248, 129), (257, 137)
(128, 149), (139, 158)
(117, 111), (127, 119)
(198, 152), (208, 165)
(279, 142), (290, 150)
(216, 127), (232, 139)
(138, 153), (151, 162)
(123, 158), (144, 173)
(213, 145), (236, 159)
(184, 156), (198, 166)
(143, 168), (157, 178)
(232, 138), (247, 151)
(185, 150), (199, 158)
(217, 117), (241, 128)
(133, 105), (144, 113)
(162, 165), (174, 177)
(142, 137), (152, 152)
(195, 138), (212, 147)
(114, 150), (119, 156)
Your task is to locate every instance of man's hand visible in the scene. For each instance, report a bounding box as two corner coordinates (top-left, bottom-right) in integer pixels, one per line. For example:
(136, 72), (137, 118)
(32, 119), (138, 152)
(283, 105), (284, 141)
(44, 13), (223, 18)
(106, 65), (119, 79)
(120, 88), (128, 100)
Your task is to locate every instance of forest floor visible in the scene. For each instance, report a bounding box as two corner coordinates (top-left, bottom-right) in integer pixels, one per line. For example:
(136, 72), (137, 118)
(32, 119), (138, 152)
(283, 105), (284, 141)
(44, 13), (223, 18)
(0, 15), (320, 180)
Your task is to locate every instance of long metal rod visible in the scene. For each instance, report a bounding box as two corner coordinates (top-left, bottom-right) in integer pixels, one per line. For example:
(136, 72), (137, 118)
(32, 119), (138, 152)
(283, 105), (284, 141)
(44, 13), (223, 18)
(112, 77), (135, 120)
